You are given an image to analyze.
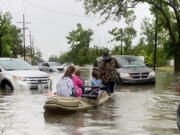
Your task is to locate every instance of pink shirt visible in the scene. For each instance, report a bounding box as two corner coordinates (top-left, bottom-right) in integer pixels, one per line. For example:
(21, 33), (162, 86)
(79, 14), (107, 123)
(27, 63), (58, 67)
(72, 75), (83, 97)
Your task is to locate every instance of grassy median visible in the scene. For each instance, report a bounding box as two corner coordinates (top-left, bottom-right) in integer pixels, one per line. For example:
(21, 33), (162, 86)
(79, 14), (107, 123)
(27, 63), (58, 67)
(155, 66), (174, 71)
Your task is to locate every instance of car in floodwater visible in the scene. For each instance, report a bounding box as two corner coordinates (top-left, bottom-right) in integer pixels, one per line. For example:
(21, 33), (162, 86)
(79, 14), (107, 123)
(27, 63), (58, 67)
(0, 58), (52, 91)
(94, 55), (155, 84)
(38, 62), (65, 72)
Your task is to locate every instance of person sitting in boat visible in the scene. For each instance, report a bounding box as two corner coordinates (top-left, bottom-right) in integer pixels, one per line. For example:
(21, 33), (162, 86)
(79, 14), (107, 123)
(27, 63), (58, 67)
(56, 65), (76, 96)
(81, 71), (103, 99)
(72, 69), (83, 97)
(91, 70), (102, 88)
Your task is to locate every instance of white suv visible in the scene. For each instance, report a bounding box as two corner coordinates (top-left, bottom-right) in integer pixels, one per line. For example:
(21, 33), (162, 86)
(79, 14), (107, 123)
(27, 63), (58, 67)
(0, 58), (52, 91)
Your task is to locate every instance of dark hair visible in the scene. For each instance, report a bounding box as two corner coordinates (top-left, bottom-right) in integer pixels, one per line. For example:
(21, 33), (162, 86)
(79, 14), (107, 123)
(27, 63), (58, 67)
(92, 70), (99, 79)
(75, 69), (81, 76)
(101, 49), (109, 57)
(63, 65), (75, 77)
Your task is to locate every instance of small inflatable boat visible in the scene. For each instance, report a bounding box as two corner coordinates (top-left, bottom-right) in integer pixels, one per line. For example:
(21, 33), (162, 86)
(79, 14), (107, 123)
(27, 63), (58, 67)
(177, 104), (180, 129)
(44, 91), (109, 112)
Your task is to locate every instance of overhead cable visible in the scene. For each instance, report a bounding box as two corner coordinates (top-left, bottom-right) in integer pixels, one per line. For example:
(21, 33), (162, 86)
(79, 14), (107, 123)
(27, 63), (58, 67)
(23, 0), (87, 18)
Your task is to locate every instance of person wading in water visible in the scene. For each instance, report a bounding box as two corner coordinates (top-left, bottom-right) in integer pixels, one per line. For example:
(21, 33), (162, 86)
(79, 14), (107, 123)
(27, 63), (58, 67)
(98, 50), (121, 95)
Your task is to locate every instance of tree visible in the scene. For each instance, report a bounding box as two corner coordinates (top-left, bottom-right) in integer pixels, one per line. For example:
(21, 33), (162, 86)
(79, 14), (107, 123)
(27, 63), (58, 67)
(0, 13), (12, 57)
(81, 0), (180, 71)
(0, 12), (23, 58)
(33, 48), (43, 64)
(49, 55), (59, 63)
(9, 25), (23, 58)
(138, 16), (173, 66)
(109, 11), (136, 55)
(66, 23), (93, 65)
(59, 52), (72, 64)
(59, 46), (107, 65)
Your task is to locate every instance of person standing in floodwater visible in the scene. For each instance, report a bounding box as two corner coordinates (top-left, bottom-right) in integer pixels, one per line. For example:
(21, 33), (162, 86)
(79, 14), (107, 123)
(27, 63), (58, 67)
(97, 50), (121, 95)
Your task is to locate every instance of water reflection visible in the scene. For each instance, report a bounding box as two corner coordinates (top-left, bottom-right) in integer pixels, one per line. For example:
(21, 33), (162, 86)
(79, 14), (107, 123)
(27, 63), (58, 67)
(0, 70), (180, 135)
(44, 96), (117, 135)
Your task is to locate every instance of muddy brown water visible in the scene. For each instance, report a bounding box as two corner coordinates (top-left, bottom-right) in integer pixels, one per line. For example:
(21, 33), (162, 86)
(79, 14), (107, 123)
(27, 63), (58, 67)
(0, 69), (180, 135)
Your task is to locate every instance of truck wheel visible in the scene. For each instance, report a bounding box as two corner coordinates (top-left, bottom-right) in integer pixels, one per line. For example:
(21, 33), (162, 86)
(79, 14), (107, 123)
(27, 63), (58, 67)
(5, 83), (13, 90)
(1, 81), (13, 91)
(49, 69), (53, 72)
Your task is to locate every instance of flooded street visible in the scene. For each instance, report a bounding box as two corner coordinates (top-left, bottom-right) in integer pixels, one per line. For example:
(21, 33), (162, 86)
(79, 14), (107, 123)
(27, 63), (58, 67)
(0, 68), (180, 135)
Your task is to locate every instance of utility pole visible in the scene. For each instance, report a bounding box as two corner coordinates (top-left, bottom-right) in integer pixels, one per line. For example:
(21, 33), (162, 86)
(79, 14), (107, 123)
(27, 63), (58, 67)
(29, 31), (33, 65)
(120, 40), (123, 55)
(121, 29), (124, 55)
(17, 14), (30, 60)
(153, 6), (158, 71)
(32, 38), (35, 65)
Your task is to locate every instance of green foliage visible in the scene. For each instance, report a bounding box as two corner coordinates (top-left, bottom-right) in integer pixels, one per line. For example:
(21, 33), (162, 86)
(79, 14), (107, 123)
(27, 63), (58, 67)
(111, 46), (122, 55)
(34, 49), (43, 64)
(59, 52), (72, 64)
(48, 55), (59, 63)
(0, 13), (12, 57)
(9, 25), (23, 57)
(65, 23), (94, 66)
(132, 38), (146, 56)
(130, 18), (171, 67)
(80, 0), (180, 70)
(109, 10), (136, 55)
(59, 46), (104, 66)
(0, 12), (23, 58)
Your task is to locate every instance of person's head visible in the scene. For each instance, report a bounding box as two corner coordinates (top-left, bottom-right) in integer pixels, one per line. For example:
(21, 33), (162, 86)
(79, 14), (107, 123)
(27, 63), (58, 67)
(75, 69), (81, 77)
(63, 65), (75, 78)
(92, 70), (99, 79)
(101, 49), (109, 57)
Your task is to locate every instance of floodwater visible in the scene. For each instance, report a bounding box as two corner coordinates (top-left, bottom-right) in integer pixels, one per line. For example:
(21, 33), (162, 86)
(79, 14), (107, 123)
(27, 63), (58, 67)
(0, 68), (180, 135)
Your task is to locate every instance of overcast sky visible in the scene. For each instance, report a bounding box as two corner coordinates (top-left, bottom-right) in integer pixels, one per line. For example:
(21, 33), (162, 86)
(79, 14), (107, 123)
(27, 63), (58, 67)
(0, 0), (151, 61)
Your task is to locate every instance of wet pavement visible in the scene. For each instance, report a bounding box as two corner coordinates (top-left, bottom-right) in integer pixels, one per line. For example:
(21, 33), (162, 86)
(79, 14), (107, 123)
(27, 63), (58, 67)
(0, 68), (180, 135)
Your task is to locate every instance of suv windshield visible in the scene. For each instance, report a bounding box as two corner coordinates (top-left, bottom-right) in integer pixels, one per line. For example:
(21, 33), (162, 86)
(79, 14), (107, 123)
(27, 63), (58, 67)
(49, 62), (60, 66)
(0, 60), (33, 70)
(115, 56), (145, 67)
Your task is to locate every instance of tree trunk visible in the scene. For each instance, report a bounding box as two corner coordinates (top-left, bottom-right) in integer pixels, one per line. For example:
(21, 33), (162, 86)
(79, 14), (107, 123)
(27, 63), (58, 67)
(0, 42), (1, 57)
(175, 42), (180, 72)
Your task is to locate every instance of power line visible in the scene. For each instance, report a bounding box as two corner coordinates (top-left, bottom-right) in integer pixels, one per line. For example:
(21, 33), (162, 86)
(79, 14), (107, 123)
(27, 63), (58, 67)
(22, 0), (87, 18)
(1, 0), (10, 12)
(17, 0), (26, 14)
(20, 0), (29, 16)
(6, 0), (19, 15)
(29, 31), (33, 65)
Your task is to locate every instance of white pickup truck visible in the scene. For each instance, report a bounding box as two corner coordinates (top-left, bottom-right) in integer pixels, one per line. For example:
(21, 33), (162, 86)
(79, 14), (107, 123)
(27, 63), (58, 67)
(0, 58), (52, 91)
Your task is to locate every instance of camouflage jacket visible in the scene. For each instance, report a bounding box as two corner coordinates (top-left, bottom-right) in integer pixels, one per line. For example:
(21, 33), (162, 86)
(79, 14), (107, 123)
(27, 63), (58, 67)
(98, 56), (120, 83)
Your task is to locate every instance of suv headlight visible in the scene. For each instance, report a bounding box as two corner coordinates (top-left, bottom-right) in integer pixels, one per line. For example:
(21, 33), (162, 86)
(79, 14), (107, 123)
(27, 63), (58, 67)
(149, 71), (155, 78)
(120, 73), (130, 78)
(13, 75), (26, 81)
(48, 76), (52, 81)
(52, 68), (58, 72)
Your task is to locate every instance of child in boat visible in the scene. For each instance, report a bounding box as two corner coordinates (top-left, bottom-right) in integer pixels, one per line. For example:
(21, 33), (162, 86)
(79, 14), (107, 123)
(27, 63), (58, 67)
(72, 69), (83, 97)
(75, 69), (85, 93)
(82, 70), (103, 97)
(56, 65), (76, 96)
(91, 70), (102, 88)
